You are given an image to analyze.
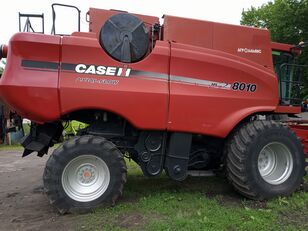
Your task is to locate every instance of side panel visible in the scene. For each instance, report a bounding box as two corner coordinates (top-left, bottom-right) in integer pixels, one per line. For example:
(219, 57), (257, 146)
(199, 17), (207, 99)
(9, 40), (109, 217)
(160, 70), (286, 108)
(88, 8), (159, 35)
(212, 22), (273, 69)
(163, 15), (273, 69)
(163, 15), (213, 49)
(0, 33), (61, 122)
(168, 43), (278, 137)
(59, 38), (170, 130)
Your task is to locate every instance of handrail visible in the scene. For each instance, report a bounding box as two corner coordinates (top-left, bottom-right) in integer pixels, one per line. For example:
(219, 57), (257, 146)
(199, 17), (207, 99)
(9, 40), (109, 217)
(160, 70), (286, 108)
(51, 3), (81, 35)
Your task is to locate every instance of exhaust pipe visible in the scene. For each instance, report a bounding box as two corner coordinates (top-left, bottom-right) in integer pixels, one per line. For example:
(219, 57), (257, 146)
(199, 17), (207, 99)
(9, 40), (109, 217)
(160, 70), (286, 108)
(0, 45), (7, 59)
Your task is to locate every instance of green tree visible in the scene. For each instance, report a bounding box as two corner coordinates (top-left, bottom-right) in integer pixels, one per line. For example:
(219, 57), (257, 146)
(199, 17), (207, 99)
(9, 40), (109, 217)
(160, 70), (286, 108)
(241, 0), (308, 99)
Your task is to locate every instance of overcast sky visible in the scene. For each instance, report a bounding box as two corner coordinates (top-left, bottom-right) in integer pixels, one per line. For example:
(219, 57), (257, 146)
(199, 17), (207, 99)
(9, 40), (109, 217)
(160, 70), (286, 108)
(0, 0), (270, 43)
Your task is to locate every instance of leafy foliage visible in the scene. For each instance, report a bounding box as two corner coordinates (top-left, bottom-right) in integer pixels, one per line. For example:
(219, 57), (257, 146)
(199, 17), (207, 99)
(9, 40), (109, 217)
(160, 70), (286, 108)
(241, 0), (308, 99)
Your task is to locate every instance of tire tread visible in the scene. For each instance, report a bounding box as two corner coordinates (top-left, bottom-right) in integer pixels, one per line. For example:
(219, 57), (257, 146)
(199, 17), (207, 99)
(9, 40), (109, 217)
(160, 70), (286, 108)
(226, 120), (305, 200)
(43, 135), (127, 214)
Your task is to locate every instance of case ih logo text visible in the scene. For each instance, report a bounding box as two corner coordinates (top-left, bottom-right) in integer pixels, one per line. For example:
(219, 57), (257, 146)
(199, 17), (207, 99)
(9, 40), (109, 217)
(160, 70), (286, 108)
(75, 64), (131, 77)
(237, 48), (262, 54)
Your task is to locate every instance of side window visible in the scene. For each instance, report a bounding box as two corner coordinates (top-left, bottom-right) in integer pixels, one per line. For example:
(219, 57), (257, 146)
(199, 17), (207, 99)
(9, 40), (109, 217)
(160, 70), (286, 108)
(272, 51), (302, 106)
(272, 51), (293, 74)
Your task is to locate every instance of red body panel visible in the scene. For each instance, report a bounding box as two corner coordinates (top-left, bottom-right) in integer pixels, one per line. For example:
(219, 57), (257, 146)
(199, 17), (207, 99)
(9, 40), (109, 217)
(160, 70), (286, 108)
(275, 106), (301, 114)
(59, 37), (170, 130)
(88, 8), (159, 36)
(0, 10), (301, 138)
(271, 42), (294, 51)
(289, 123), (308, 157)
(168, 43), (277, 137)
(163, 15), (274, 69)
(0, 33), (61, 122)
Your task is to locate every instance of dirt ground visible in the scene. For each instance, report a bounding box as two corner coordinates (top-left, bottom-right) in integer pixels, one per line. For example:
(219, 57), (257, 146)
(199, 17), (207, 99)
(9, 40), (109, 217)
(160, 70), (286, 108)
(299, 112), (308, 120)
(0, 150), (82, 231)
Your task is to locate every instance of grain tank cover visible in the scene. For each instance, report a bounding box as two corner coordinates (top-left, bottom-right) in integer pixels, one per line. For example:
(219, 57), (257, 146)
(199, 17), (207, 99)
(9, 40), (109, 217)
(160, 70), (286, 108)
(163, 15), (274, 68)
(100, 13), (149, 63)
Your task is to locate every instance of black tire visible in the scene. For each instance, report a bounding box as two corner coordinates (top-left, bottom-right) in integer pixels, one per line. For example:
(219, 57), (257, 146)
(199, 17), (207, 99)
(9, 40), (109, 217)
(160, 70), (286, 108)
(43, 135), (127, 214)
(225, 120), (305, 200)
(266, 114), (288, 121)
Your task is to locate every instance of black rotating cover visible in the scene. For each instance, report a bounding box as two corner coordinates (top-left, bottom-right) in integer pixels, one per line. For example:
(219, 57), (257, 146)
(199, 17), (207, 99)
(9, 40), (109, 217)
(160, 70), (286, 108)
(100, 13), (149, 63)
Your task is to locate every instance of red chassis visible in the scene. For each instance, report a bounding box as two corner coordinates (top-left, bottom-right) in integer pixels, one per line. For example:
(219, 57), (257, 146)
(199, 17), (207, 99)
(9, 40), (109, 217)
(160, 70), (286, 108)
(0, 7), (307, 212)
(0, 9), (306, 152)
(0, 33), (301, 137)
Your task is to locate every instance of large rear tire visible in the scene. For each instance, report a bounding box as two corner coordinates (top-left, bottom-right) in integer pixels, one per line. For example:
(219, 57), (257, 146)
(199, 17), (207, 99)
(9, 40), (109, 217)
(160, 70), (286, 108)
(43, 135), (127, 213)
(226, 120), (305, 200)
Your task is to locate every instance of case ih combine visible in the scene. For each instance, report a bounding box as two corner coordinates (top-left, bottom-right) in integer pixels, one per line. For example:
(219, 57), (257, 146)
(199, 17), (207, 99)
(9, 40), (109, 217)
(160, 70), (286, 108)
(0, 4), (307, 213)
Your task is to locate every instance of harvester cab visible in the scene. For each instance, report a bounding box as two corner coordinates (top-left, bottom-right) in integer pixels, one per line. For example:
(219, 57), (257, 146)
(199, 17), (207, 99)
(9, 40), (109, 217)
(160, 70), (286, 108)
(272, 42), (306, 106)
(0, 3), (307, 213)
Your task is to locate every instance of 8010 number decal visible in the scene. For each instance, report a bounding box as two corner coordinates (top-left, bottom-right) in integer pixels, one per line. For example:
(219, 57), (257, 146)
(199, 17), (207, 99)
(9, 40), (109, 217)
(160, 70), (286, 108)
(232, 82), (257, 92)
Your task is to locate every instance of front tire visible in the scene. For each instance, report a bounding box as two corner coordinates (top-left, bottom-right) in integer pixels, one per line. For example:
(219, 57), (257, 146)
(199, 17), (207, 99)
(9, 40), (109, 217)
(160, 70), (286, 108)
(43, 135), (127, 213)
(226, 120), (305, 200)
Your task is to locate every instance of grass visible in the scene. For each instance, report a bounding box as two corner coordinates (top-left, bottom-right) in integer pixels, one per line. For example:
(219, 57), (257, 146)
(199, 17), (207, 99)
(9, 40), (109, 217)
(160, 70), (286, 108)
(79, 161), (308, 231)
(0, 144), (23, 151)
(0, 144), (306, 230)
(0, 143), (62, 151)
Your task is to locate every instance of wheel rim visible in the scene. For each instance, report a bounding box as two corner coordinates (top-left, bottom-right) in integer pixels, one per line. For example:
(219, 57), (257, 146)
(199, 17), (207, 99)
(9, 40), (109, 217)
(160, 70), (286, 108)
(61, 155), (110, 202)
(258, 142), (293, 185)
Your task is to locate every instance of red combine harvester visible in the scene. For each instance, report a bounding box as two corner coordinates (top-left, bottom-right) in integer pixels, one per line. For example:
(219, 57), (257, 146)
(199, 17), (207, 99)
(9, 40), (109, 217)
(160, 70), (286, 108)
(0, 4), (307, 213)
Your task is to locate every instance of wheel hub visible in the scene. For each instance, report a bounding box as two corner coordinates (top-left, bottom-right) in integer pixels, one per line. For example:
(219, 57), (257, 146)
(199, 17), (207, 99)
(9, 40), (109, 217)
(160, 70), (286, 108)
(61, 155), (110, 202)
(257, 142), (293, 185)
(258, 149), (275, 176)
(77, 164), (96, 185)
